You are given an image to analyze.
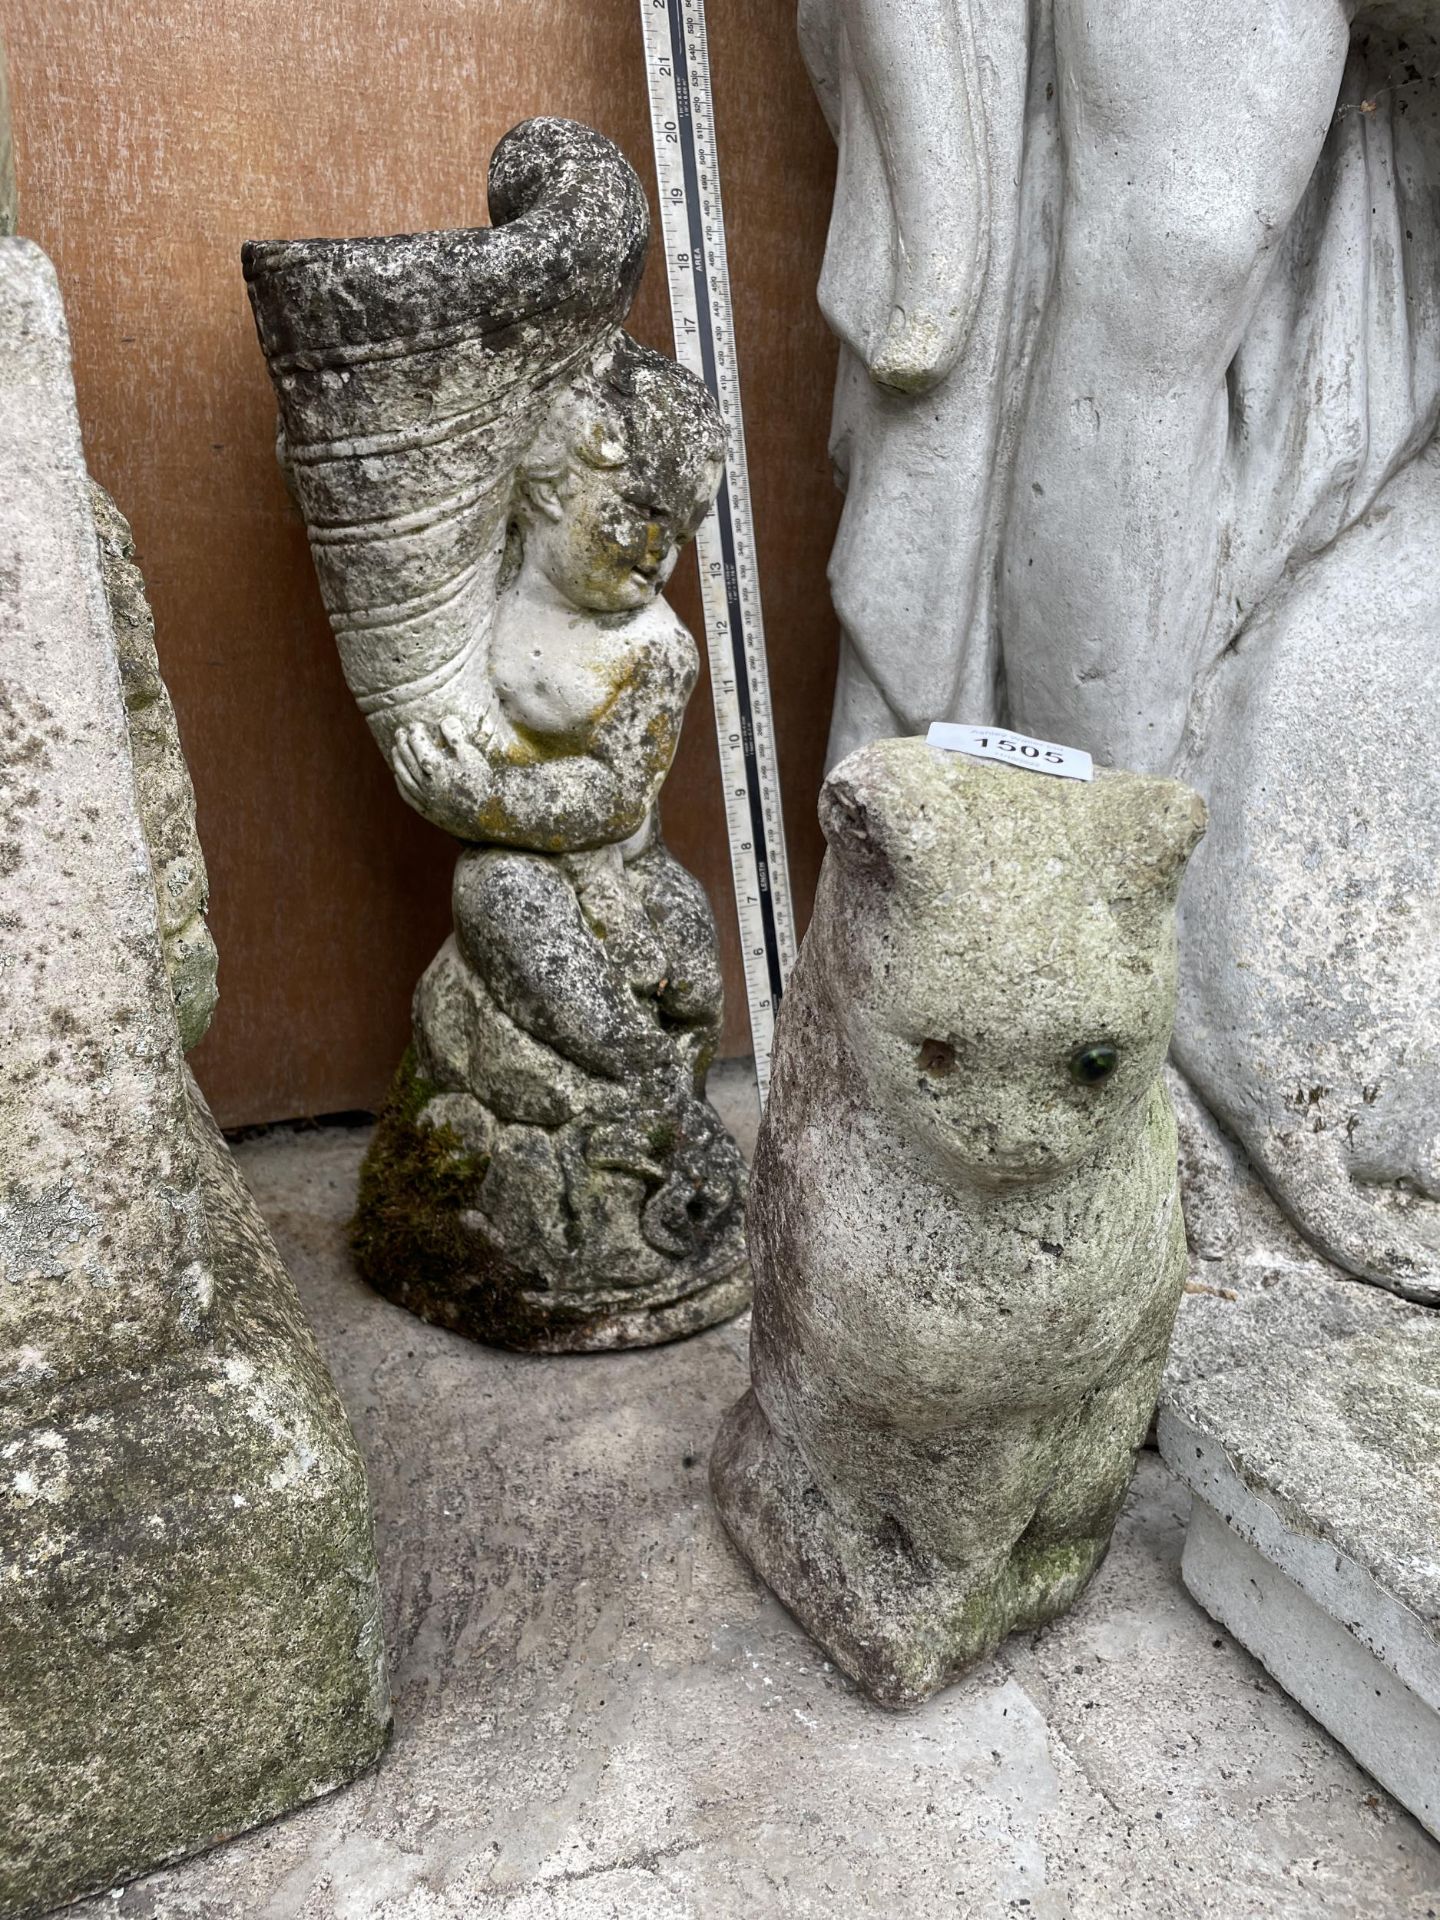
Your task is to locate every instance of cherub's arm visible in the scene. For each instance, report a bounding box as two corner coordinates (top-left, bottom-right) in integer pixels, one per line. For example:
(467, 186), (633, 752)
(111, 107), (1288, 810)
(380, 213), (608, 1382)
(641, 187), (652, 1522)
(390, 629), (692, 850)
(816, 0), (992, 394)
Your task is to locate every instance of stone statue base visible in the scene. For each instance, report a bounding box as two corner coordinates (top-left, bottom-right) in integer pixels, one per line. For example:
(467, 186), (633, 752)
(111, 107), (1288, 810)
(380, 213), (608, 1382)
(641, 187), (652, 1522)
(350, 839), (749, 1353)
(1, 1083), (390, 1918)
(355, 1090), (748, 1359)
(713, 1370), (1152, 1713)
(352, 1055), (750, 1351)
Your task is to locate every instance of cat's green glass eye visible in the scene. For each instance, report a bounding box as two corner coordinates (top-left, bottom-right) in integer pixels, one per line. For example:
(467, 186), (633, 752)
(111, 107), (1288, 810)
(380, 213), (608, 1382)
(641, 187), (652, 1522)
(1070, 1042), (1119, 1085)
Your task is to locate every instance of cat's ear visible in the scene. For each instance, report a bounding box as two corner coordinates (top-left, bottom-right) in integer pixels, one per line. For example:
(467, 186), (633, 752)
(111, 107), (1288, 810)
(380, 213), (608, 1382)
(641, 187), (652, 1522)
(1098, 775), (1207, 901)
(819, 755), (916, 885)
(819, 769), (889, 879)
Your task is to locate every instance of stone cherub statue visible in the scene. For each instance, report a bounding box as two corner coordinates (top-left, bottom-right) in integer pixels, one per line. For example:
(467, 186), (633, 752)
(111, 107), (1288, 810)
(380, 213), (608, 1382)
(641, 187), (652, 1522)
(244, 119), (748, 1350)
(713, 738), (1206, 1708)
(800, 0), (1440, 1301)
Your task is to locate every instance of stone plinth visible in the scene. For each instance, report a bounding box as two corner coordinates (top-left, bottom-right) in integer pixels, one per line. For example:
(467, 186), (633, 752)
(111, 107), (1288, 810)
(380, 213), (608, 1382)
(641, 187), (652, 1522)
(0, 240), (389, 1918)
(1162, 1268), (1440, 1840)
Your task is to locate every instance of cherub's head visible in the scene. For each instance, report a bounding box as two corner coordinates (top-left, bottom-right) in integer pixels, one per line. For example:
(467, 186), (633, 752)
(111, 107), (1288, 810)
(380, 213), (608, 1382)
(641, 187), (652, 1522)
(812, 738), (1206, 1191)
(515, 334), (724, 613)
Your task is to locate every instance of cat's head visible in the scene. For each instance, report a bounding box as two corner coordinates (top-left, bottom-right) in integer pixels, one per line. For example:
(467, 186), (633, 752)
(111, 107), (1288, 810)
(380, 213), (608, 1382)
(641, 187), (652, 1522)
(813, 737), (1206, 1189)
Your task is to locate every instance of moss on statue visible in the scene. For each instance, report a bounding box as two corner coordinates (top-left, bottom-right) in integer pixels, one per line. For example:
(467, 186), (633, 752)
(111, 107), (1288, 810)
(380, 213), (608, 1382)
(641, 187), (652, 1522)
(351, 1050), (607, 1352)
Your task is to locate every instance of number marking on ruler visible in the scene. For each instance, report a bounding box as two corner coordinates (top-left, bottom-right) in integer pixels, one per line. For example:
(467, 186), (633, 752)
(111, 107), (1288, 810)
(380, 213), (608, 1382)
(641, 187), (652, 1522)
(640, 0), (797, 1098)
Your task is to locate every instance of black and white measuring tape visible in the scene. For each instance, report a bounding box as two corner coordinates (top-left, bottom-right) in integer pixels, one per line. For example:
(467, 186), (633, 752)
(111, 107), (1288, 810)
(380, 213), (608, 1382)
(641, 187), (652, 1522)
(640, 0), (798, 1098)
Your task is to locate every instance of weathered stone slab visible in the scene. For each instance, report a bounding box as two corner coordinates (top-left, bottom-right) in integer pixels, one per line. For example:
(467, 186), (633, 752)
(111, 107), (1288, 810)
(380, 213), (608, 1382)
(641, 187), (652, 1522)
(0, 239), (389, 1918)
(0, 243), (205, 1415)
(1161, 1267), (1440, 1839)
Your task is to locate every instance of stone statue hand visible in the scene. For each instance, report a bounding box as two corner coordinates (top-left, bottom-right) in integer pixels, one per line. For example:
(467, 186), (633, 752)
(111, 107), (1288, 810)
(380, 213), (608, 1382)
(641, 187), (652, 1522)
(391, 718), (498, 837)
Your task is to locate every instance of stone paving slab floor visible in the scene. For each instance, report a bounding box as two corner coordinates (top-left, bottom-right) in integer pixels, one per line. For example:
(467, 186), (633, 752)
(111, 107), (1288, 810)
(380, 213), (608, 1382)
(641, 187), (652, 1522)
(68, 1082), (1440, 1920)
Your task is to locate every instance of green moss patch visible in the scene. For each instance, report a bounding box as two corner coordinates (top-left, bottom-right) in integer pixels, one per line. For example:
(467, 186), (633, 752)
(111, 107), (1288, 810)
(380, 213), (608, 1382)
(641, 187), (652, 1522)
(350, 1051), (607, 1352)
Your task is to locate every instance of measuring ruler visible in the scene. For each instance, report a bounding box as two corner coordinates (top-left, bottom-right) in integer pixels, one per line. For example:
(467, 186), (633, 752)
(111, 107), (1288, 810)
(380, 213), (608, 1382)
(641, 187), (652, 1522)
(640, 0), (797, 1099)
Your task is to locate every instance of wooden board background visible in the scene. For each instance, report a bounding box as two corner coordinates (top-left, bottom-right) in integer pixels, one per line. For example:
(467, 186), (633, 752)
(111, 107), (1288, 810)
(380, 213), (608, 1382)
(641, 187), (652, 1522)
(4, 0), (841, 1126)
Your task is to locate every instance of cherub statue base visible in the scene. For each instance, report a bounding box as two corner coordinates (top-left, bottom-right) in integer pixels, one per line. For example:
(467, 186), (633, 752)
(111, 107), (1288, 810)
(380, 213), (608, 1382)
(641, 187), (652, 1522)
(352, 836), (749, 1353)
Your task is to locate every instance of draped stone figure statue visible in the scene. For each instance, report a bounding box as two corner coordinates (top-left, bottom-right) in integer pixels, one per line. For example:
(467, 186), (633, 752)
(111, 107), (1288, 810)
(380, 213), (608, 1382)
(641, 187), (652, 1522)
(245, 119), (749, 1351)
(801, 0), (1440, 1299)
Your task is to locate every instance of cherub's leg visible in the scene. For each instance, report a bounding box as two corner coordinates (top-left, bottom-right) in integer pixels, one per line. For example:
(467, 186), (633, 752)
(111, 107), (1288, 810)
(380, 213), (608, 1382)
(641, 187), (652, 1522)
(625, 841), (725, 1037)
(452, 849), (669, 1081)
(1001, 0), (1351, 772)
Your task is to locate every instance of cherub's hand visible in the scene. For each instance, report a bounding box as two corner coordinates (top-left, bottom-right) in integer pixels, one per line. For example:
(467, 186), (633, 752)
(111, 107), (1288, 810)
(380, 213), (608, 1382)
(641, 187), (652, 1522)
(391, 717), (500, 837)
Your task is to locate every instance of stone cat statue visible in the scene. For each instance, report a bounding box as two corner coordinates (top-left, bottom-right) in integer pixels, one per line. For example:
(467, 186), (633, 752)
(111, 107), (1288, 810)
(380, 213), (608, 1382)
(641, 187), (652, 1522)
(711, 736), (1206, 1708)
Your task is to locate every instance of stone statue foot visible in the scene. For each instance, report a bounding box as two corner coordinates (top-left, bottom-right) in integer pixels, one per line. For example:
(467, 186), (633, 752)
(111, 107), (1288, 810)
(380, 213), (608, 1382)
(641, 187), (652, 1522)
(711, 1390), (1115, 1712)
(1247, 1133), (1440, 1307)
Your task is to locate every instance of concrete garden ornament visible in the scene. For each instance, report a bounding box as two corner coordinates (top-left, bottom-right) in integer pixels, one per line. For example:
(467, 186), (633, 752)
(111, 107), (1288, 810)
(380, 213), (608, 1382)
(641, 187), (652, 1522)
(245, 119), (747, 1351)
(800, 0), (1440, 1301)
(712, 737), (1206, 1709)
